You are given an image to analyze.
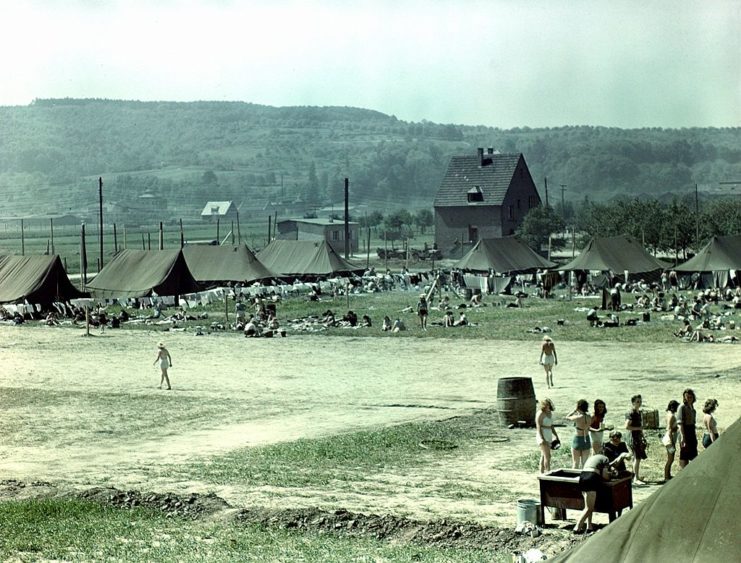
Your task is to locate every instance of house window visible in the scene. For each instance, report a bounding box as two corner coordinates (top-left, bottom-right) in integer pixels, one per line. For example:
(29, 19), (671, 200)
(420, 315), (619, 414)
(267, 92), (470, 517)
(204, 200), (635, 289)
(529, 196), (535, 208)
(468, 226), (478, 243)
(467, 186), (484, 203)
(332, 230), (339, 241)
(508, 205), (514, 219)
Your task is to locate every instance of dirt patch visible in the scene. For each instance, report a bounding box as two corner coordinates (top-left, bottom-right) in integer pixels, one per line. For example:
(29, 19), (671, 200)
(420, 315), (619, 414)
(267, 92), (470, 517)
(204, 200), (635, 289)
(0, 479), (585, 556)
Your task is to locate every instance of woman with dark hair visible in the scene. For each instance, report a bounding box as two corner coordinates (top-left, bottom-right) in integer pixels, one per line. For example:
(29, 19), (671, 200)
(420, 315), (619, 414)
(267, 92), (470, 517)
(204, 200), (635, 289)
(663, 400), (680, 481)
(589, 399), (608, 454)
(702, 399), (719, 448)
(677, 389), (698, 468)
(566, 399), (592, 469)
(625, 394), (647, 484)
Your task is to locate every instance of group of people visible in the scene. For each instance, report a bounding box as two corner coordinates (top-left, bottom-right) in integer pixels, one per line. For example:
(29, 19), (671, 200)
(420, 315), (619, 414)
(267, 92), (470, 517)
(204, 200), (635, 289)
(536, 389), (722, 534)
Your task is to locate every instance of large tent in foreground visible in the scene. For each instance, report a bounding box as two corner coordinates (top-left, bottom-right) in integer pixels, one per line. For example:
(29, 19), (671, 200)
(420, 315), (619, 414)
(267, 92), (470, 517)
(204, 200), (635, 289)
(86, 249), (200, 298)
(550, 417), (741, 563)
(182, 244), (276, 286)
(0, 254), (85, 304)
(674, 234), (741, 273)
(256, 240), (363, 277)
(455, 237), (556, 273)
(560, 236), (668, 274)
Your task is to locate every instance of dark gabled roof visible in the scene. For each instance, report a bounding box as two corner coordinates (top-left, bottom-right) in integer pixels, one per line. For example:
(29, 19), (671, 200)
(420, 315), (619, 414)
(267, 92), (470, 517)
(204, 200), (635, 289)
(455, 237), (556, 273)
(560, 236), (668, 273)
(256, 240), (363, 277)
(0, 254), (86, 304)
(434, 153), (522, 207)
(182, 244), (276, 285)
(86, 249), (201, 298)
(674, 234), (741, 272)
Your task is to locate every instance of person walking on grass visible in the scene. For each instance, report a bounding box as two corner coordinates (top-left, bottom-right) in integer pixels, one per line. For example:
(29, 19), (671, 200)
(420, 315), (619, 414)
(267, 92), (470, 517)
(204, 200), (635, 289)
(153, 342), (173, 390)
(416, 294), (428, 331)
(625, 394), (647, 484)
(539, 335), (558, 388)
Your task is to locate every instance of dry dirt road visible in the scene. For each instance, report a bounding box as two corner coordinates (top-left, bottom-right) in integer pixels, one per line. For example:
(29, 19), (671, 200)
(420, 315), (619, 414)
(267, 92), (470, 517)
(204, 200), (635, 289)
(1, 325), (739, 526)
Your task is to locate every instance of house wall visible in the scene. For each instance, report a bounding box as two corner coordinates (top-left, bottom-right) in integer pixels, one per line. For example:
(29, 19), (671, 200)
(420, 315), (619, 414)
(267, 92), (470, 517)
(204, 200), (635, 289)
(434, 206), (503, 257)
(500, 165), (541, 236)
(277, 222), (359, 254)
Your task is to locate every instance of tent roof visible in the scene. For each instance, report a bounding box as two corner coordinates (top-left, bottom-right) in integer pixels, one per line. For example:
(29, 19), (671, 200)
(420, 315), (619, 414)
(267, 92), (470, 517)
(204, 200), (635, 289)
(455, 237), (556, 273)
(182, 244), (276, 285)
(86, 249), (200, 298)
(0, 254), (85, 304)
(674, 234), (741, 272)
(560, 236), (668, 273)
(550, 416), (741, 562)
(256, 240), (363, 277)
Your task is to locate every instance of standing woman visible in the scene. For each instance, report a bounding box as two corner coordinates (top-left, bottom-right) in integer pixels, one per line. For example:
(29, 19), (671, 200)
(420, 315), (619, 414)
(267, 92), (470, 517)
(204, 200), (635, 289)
(566, 399), (592, 469)
(416, 294), (429, 331)
(677, 389), (698, 468)
(153, 342), (173, 390)
(539, 336), (558, 389)
(624, 394), (647, 484)
(536, 399), (559, 473)
(589, 399), (608, 455)
(663, 400), (680, 481)
(702, 399), (719, 449)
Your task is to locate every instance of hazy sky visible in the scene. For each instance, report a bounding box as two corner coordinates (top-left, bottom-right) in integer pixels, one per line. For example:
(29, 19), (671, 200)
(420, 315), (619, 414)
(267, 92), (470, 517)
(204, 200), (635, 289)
(2, 0), (739, 128)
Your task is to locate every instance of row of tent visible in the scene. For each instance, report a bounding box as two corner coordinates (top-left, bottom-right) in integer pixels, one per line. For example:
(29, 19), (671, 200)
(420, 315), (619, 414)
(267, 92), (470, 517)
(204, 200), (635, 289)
(0, 240), (363, 304)
(1, 235), (740, 304)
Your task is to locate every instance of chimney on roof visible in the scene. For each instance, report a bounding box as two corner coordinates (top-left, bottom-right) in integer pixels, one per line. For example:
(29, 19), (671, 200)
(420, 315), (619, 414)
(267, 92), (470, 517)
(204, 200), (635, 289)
(477, 147), (484, 165)
(487, 147), (494, 154)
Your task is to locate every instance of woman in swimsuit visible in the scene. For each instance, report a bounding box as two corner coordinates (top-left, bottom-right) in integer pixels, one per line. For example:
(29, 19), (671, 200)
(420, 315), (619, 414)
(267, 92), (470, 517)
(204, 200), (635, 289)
(536, 398), (559, 473)
(589, 399), (608, 455)
(702, 399), (719, 449)
(539, 336), (558, 389)
(663, 400), (679, 481)
(153, 342), (173, 390)
(566, 399), (592, 469)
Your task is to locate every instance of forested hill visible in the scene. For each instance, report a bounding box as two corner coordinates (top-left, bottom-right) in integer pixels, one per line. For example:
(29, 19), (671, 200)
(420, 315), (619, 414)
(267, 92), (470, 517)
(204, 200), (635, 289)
(0, 98), (739, 219)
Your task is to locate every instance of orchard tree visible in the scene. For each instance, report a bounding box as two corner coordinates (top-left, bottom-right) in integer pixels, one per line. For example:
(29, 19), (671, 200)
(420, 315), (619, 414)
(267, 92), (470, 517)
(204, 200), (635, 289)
(516, 205), (565, 253)
(414, 209), (434, 234)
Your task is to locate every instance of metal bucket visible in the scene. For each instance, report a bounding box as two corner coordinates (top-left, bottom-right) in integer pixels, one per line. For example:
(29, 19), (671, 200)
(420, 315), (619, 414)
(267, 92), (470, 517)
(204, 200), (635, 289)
(497, 377), (536, 427)
(516, 498), (539, 525)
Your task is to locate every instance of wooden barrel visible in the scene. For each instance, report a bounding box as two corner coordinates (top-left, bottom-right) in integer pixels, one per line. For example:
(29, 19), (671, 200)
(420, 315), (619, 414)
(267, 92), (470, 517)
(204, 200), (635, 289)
(497, 377), (536, 427)
(641, 408), (659, 429)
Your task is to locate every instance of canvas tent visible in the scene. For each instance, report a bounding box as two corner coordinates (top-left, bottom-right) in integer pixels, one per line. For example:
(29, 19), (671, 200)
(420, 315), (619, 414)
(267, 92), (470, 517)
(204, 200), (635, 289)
(455, 237), (556, 273)
(549, 417), (741, 562)
(560, 236), (668, 274)
(256, 240), (363, 277)
(182, 244), (276, 286)
(86, 249), (200, 298)
(0, 254), (85, 304)
(674, 234), (741, 273)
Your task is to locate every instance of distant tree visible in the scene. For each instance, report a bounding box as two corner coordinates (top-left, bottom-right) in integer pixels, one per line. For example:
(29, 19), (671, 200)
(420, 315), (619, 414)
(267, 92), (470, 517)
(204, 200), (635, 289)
(516, 206), (565, 252)
(414, 209), (434, 234)
(202, 170), (218, 185)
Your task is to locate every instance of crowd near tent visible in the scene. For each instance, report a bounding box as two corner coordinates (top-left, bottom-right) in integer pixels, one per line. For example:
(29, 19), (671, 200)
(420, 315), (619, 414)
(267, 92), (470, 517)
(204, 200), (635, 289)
(550, 417), (740, 562)
(256, 240), (363, 277)
(560, 236), (668, 274)
(85, 249), (200, 298)
(455, 237), (556, 273)
(0, 254), (86, 304)
(183, 244), (276, 286)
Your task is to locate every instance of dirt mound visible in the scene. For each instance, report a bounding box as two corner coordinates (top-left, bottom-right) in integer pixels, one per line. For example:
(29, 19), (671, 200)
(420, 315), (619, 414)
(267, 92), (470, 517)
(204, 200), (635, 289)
(235, 506), (582, 555)
(73, 486), (231, 519)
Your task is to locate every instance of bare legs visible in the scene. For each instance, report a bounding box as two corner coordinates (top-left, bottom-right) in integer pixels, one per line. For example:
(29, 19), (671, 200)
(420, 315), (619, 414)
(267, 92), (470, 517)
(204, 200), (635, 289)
(543, 365), (553, 388)
(575, 491), (596, 532)
(159, 368), (171, 390)
(632, 457), (642, 482)
(539, 442), (552, 473)
(572, 447), (589, 469)
(664, 448), (675, 480)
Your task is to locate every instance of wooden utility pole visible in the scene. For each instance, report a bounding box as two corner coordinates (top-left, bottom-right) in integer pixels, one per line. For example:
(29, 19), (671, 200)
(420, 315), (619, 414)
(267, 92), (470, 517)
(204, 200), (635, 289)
(20, 219), (25, 255)
(98, 177), (104, 268)
(236, 211), (241, 245)
(344, 177), (350, 259)
(544, 177), (549, 207)
(50, 218), (55, 254)
(179, 219), (185, 248)
(159, 222), (164, 250)
(267, 215), (272, 246)
(80, 223), (88, 288)
(695, 183), (700, 249)
(113, 223), (118, 253)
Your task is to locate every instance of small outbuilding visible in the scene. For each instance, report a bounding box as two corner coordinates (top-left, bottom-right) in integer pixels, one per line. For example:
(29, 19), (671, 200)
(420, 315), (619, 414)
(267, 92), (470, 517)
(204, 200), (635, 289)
(276, 217), (359, 255)
(200, 201), (238, 223)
